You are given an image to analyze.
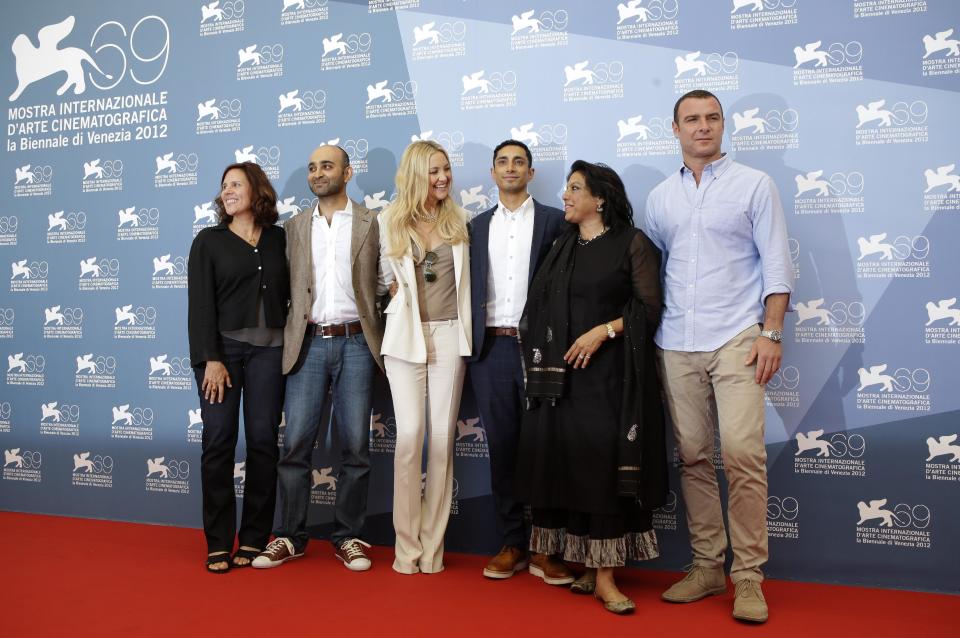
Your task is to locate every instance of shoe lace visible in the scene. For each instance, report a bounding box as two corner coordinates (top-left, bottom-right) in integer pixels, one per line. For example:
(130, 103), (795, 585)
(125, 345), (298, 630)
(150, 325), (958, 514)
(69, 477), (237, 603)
(736, 580), (762, 599)
(264, 537), (290, 557)
(341, 538), (371, 560)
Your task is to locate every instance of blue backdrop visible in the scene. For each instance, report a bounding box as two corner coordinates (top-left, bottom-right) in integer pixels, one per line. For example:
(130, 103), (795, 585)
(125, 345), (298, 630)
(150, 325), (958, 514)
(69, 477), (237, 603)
(1, 0), (958, 593)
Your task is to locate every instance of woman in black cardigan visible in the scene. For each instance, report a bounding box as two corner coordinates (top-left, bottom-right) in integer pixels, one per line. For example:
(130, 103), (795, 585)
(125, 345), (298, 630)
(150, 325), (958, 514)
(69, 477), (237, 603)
(188, 161), (290, 573)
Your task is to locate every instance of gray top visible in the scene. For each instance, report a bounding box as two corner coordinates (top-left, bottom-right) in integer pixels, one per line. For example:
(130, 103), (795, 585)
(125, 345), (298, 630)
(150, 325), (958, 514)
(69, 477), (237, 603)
(221, 294), (284, 347)
(415, 242), (458, 322)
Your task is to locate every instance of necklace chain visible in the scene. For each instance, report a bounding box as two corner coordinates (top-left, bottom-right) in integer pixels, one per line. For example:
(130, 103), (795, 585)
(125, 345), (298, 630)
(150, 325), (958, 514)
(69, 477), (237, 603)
(232, 225), (260, 245)
(577, 226), (609, 246)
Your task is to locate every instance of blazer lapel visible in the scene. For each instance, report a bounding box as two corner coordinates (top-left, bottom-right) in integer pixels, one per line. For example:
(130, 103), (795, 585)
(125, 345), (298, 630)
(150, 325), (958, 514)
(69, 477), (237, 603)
(293, 209), (316, 307)
(453, 240), (465, 297)
(473, 211), (491, 301)
(528, 201), (548, 286)
(350, 200), (373, 267)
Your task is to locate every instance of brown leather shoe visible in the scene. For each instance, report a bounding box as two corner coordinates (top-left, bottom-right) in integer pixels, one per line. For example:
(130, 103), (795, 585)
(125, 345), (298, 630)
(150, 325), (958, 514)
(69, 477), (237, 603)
(483, 546), (529, 579)
(528, 553), (575, 585)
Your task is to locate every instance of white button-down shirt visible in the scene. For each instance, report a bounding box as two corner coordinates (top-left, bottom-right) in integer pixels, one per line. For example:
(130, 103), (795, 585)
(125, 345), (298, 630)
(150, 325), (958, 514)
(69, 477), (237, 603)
(310, 199), (359, 324)
(486, 196), (535, 327)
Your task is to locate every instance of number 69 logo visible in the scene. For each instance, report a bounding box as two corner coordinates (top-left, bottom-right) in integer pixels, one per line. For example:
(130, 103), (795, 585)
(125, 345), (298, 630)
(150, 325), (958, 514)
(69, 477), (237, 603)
(655, 490), (679, 514)
(767, 496), (799, 521)
(767, 366), (799, 390)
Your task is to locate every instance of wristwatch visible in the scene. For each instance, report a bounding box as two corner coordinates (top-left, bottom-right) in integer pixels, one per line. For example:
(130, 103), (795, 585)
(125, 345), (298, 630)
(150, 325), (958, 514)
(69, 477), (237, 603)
(605, 322), (616, 339)
(759, 329), (783, 343)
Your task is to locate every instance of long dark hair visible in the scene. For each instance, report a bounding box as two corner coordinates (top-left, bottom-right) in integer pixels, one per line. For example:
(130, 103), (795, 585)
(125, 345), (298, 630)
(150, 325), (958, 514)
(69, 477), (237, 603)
(214, 161), (279, 226)
(567, 160), (634, 231)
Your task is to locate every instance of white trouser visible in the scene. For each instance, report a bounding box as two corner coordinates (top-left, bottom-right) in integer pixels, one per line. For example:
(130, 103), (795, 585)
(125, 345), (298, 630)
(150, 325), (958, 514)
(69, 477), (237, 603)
(384, 320), (466, 574)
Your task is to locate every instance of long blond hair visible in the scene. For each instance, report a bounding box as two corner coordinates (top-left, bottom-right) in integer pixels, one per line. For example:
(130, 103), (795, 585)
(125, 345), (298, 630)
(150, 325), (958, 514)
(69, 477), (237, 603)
(384, 140), (469, 261)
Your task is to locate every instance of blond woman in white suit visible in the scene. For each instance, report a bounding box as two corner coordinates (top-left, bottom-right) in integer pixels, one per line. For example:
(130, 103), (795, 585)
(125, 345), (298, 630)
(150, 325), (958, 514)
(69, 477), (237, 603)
(379, 140), (472, 574)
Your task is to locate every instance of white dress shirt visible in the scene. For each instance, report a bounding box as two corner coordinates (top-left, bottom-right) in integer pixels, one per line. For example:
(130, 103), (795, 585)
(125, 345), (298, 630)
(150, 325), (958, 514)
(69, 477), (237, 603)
(486, 196), (535, 327)
(311, 199), (359, 324)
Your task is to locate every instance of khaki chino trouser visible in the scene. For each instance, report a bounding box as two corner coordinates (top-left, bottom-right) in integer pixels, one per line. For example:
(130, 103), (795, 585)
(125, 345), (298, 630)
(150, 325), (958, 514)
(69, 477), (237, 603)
(657, 324), (767, 583)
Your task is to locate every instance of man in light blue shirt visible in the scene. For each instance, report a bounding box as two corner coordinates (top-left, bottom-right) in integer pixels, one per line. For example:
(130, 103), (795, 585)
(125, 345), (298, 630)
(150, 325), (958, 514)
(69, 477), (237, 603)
(644, 90), (793, 624)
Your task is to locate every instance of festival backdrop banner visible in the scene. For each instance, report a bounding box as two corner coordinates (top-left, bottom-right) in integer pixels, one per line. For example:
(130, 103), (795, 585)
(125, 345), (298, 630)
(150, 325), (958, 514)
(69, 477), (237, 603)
(1, 0), (958, 593)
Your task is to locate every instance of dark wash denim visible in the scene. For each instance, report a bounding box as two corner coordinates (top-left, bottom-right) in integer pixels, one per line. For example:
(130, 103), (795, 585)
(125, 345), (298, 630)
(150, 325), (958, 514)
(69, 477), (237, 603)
(276, 330), (375, 552)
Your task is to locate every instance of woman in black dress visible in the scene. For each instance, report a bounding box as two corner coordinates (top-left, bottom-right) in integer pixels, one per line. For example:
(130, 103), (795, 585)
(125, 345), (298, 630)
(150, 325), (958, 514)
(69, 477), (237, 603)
(517, 160), (667, 613)
(188, 162), (289, 573)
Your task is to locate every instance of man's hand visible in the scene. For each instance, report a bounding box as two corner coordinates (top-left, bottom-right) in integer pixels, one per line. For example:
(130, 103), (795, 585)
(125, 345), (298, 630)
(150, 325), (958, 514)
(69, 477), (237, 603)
(745, 336), (781, 385)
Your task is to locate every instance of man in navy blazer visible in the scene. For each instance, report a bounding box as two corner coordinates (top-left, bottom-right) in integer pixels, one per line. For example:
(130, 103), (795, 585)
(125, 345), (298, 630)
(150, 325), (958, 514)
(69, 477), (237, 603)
(468, 140), (567, 582)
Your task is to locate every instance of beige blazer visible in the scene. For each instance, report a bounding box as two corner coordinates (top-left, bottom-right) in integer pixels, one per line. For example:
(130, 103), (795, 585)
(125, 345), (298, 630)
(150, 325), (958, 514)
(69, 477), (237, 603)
(378, 206), (472, 363)
(282, 199), (385, 373)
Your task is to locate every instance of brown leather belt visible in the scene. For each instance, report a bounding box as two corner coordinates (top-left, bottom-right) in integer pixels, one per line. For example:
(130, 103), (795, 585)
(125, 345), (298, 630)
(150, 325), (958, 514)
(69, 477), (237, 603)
(486, 326), (518, 337)
(308, 320), (363, 338)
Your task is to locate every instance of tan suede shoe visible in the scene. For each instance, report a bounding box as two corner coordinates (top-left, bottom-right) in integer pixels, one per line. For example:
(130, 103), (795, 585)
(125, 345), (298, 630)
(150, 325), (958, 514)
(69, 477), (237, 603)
(661, 565), (727, 602)
(733, 580), (768, 623)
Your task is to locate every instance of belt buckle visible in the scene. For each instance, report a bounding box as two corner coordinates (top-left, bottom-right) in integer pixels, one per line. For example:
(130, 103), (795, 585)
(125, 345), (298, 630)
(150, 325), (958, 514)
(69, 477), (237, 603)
(319, 323), (334, 339)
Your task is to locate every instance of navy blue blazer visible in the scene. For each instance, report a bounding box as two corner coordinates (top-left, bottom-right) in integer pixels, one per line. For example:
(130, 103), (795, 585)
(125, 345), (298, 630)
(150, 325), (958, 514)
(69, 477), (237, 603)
(467, 199), (566, 363)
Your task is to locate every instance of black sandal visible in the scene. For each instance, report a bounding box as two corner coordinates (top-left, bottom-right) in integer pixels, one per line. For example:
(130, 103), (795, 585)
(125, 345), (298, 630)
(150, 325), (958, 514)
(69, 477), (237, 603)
(206, 552), (231, 574)
(231, 547), (260, 568)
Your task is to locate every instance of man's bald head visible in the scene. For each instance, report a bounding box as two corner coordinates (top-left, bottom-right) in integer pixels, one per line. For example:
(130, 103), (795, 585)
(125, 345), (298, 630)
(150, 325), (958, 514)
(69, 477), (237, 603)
(308, 144), (352, 198)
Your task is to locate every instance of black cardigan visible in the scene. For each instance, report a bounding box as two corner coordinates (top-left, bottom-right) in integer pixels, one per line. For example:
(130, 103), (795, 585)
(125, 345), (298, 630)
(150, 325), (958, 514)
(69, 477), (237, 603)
(187, 223), (290, 366)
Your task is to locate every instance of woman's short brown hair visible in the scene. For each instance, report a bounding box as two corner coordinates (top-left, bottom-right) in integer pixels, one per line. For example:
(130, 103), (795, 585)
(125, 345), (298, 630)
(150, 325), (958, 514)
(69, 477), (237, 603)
(214, 161), (279, 226)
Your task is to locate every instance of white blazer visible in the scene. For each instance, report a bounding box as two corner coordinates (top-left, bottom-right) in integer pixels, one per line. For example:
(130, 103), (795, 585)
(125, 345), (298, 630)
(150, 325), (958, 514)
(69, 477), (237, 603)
(378, 206), (472, 363)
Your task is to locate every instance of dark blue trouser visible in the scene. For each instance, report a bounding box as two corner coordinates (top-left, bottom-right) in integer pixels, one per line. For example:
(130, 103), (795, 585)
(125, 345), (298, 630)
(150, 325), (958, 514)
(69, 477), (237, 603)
(469, 335), (527, 549)
(194, 337), (283, 554)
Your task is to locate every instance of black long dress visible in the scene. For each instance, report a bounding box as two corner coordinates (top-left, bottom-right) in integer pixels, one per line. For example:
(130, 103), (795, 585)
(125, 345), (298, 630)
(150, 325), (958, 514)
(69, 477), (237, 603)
(516, 226), (663, 568)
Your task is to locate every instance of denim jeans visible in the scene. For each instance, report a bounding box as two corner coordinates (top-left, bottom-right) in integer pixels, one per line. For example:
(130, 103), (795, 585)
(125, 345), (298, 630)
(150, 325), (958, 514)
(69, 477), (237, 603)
(276, 330), (375, 552)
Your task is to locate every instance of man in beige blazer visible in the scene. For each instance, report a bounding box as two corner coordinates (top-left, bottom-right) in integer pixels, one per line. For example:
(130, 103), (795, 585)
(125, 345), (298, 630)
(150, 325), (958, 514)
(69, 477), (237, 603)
(253, 144), (384, 572)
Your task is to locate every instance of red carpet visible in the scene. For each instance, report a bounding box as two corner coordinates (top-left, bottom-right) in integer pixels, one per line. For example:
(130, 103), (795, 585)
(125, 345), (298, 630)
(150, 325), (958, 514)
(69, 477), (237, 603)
(1, 511), (955, 636)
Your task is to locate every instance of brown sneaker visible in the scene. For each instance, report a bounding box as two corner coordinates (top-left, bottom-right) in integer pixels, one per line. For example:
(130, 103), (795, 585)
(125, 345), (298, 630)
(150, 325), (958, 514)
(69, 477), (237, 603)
(661, 565), (727, 602)
(482, 546), (529, 579)
(528, 553), (574, 585)
(335, 538), (372, 571)
(251, 537), (302, 569)
(733, 580), (768, 623)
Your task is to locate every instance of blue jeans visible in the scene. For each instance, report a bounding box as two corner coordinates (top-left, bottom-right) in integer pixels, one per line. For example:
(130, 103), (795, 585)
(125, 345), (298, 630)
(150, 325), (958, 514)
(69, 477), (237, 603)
(276, 330), (375, 552)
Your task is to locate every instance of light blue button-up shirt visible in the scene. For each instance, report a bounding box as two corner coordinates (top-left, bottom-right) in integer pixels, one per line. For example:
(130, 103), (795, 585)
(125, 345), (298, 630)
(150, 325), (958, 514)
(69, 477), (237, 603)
(644, 154), (793, 352)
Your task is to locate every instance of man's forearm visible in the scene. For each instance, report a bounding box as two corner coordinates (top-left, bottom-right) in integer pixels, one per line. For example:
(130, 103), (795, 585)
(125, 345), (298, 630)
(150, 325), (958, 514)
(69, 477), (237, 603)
(762, 293), (789, 331)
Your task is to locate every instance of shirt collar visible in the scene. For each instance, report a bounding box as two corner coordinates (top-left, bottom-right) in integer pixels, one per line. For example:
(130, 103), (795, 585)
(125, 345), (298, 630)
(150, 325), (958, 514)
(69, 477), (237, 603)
(679, 153), (731, 179)
(312, 198), (353, 220)
(495, 195), (533, 217)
